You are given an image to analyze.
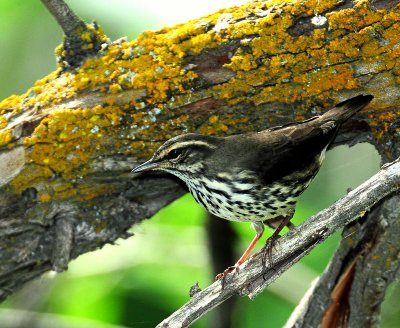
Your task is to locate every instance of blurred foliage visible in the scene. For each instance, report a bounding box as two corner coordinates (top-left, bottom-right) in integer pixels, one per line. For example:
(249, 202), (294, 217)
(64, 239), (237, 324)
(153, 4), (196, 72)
(0, 1), (398, 328)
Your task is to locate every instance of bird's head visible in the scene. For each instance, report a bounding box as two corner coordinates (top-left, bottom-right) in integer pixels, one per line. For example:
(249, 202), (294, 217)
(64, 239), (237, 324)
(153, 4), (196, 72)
(132, 133), (221, 179)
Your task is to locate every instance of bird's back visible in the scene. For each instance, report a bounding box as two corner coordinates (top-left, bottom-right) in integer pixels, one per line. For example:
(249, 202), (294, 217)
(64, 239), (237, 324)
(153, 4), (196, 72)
(213, 94), (373, 184)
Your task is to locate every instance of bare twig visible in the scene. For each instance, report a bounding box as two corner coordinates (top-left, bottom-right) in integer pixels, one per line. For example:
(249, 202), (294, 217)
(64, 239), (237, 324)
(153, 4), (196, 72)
(40, 0), (107, 69)
(157, 158), (400, 328)
(40, 0), (86, 37)
(284, 193), (400, 328)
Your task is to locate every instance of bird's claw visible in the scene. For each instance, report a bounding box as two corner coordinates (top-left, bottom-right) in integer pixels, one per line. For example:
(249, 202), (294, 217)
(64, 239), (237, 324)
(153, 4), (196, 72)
(262, 237), (275, 268)
(215, 265), (238, 280)
(215, 265), (240, 289)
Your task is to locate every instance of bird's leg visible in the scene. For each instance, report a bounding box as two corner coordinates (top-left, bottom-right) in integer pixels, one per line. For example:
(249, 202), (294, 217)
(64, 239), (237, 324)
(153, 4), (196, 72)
(235, 222), (265, 267)
(262, 209), (295, 268)
(215, 222), (264, 282)
(265, 216), (295, 230)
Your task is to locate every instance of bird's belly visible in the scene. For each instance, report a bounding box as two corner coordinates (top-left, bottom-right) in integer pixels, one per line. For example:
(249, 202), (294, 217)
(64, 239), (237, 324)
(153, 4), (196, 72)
(187, 179), (303, 223)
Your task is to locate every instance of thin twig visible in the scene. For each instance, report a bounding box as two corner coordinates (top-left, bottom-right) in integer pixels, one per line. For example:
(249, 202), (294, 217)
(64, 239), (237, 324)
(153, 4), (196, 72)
(40, 0), (106, 69)
(40, 0), (86, 37)
(157, 158), (400, 328)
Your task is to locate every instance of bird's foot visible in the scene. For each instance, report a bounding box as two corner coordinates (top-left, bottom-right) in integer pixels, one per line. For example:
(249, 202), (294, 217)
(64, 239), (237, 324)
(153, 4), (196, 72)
(215, 265), (240, 289)
(261, 234), (279, 269)
(261, 212), (294, 269)
(215, 265), (238, 280)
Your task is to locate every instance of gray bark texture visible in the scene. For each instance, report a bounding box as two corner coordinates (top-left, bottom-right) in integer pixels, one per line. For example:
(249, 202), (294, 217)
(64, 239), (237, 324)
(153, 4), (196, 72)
(284, 194), (400, 328)
(0, 0), (399, 327)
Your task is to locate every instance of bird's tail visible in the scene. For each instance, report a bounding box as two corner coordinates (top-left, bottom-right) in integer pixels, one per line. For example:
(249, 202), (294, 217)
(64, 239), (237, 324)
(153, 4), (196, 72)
(322, 94), (374, 123)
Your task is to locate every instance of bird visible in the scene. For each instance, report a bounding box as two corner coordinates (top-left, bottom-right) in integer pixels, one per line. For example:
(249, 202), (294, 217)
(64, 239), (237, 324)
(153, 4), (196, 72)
(132, 94), (373, 279)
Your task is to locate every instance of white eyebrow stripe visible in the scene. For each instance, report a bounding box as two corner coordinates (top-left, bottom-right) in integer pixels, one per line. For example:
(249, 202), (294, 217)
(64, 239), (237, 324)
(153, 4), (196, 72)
(158, 140), (216, 158)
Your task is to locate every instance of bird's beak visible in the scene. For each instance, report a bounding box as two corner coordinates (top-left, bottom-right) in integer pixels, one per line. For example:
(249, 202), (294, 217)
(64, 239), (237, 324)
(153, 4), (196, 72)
(131, 160), (160, 173)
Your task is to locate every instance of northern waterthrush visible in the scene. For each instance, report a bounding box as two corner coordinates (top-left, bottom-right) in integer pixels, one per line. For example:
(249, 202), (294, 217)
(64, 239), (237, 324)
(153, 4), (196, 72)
(133, 95), (373, 278)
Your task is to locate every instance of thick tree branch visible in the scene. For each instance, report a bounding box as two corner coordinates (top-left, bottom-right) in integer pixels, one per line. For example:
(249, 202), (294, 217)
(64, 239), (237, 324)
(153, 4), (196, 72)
(156, 158), (400, 327)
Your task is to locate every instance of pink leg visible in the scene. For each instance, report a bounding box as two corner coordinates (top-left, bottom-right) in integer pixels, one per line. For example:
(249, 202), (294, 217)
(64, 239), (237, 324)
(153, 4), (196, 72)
(216, 222), (264, 281)
(234, 222), (264, 266)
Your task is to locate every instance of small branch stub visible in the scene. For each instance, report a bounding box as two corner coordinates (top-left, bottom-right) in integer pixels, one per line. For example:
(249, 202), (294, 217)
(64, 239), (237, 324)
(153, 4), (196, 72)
(51, 218), (74, 273)
(40, 0), (108, 69)
(189, 282), (202, 297)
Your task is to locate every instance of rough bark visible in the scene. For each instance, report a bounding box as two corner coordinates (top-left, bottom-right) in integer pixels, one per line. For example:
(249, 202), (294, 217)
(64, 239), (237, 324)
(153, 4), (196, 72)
(40, 0), (106, 69)
(284, 194), (400, 328)
(0, 1), (399, 327)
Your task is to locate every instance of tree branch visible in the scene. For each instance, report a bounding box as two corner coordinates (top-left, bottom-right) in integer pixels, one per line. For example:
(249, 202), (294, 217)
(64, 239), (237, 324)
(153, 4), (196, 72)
(285, 194), (400, 328)
(40, 0), (108, 69)
(0, 0), (399, 306)
(40, 0), (86, 36)
(156, 158), (400, 327)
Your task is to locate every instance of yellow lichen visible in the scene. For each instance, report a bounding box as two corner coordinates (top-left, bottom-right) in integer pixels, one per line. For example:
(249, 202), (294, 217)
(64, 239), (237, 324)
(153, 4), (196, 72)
(0, 115), (7, 129)
(78, 182), (119, 201)
(0, 0), (398, 200)
(209, 115), (219, 124)
(0, 130), (12, 147)
(80, 31), (92, 42)
(11, 165), (54, 193)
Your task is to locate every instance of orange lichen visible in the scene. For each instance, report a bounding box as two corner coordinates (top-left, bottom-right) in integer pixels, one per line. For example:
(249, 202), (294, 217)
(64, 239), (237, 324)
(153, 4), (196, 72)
(347, 237), (353, 247)
(327, 3), (383, 30)
(38, 193), (52, 203)
(0, 0), (398, 200)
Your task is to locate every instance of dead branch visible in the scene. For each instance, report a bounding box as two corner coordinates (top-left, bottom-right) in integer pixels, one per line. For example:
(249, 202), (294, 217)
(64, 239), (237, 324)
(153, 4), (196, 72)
(157, 158), (400, 327)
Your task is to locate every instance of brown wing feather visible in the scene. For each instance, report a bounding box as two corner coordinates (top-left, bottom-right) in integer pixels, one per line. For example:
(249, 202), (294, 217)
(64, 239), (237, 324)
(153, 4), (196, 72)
(219, 95), (373, 184)
(253, 123), (336, 184)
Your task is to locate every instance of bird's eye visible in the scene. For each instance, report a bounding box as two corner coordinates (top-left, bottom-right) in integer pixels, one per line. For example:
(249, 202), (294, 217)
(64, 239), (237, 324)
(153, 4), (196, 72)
(166, 148), (181, 160)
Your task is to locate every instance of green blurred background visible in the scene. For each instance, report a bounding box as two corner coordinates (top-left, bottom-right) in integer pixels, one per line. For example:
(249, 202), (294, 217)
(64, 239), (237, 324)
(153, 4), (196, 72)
(0, 1), (398, 327)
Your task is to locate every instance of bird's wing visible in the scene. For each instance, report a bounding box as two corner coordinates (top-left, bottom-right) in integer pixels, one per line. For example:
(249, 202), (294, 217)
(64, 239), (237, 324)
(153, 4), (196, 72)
(242, 120), (338, 184)
(213, 95), (373, 182)
(236, 95), (373, 183)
